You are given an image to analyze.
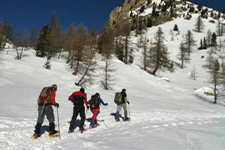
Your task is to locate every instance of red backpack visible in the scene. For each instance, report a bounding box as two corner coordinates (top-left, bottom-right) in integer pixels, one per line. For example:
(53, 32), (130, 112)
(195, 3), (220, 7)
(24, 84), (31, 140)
(37, 87), (52, 105)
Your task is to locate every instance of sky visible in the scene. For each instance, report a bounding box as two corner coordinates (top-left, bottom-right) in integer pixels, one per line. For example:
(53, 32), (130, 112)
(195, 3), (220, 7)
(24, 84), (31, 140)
(0, 0), (224, 32)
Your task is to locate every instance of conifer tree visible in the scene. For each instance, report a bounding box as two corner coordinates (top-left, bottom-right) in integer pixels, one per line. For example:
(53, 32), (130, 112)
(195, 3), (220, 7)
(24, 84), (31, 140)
(64, 24), (77, 66)
(48, 12), (62, 58)
(75, 27), (97, 87)
(211, 32), (217, 47)
(122, 21), (131, 64)
(217, 19), (223, 36)
(13, 29), (29, 60)
(35, 25), (50, 57)
(73, 23), (89, 75)
(143, 36), (148, 71)
(195, 15), (204, 33)
(173, 24), (179, 31)
(29, 27), (38, 47)
(177, 41), (190, 68)
(97, 24), (115, 90)
(206, 30), (212, 46)
(150, 27), (173, 75)
(0, 22), (5, 50)
(209, 59), (223, 104)
(184, 30), (196, 53)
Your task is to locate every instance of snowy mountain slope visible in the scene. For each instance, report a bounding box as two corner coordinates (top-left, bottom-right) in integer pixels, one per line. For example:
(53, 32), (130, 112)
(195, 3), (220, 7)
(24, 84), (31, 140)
(0, 41), (225, 150)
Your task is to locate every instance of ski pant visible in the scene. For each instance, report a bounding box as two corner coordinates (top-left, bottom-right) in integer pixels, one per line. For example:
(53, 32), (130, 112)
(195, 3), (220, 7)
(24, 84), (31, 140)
(116, 103), (128, 119)
(34, 105), (55, 134)
(91, 108), (100, 120)
(69, 105), (86, 130)
(90, 108), (100, 126)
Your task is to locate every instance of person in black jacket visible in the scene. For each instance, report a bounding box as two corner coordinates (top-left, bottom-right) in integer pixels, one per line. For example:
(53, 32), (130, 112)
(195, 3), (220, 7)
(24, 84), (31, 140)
(115, 89), (130, 121)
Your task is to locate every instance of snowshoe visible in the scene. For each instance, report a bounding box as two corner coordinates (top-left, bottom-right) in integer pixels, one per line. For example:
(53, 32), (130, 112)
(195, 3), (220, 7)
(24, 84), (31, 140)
(31, 133), (40, 140)
(86, 123), (100, 130)
(49, 130), (60, 138)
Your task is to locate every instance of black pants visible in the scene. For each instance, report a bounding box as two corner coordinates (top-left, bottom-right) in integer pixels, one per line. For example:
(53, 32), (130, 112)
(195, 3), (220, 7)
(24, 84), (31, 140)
(69, 105), (85, 130)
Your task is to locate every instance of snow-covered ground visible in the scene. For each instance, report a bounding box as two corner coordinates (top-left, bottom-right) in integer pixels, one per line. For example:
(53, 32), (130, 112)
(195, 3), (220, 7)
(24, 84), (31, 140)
(0, 46), (225, 150)
(0, 10), (225, 150)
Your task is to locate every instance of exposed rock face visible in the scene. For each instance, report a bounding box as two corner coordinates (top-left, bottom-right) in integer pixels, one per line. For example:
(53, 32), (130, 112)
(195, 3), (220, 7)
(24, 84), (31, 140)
(108, 0), (224, 30)
(109, 0), (148, 27)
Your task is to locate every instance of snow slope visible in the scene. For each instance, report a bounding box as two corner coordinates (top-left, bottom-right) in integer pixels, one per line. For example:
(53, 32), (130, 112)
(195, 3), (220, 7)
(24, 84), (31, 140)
(0, 46), (225, 150)
(1, 10), (225, 150)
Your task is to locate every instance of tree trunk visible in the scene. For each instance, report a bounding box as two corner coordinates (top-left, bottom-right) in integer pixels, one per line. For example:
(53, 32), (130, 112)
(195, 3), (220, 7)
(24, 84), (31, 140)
(214, 82), (217, 104)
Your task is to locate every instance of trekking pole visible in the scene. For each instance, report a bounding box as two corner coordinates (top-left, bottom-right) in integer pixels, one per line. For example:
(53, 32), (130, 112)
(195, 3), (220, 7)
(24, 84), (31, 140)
(40, 101), (46, 117)
(98, 119), (108, 128)
(128, 104), (131, 120)
(102, 120), (108, 128)
(57, 107), (61, 140)
(85, 108), (88, 117)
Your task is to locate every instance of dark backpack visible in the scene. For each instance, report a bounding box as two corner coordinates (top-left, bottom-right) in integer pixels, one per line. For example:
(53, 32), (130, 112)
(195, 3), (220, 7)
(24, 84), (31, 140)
(38, 87), (51, 105)
(88, 95), (100, 109)
(114, 92), (123, 105)
(72, 95), (84, 106)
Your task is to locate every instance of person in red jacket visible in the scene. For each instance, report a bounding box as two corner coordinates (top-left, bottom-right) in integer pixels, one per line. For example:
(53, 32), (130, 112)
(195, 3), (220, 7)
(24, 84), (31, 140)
(68, 88), (89, 133)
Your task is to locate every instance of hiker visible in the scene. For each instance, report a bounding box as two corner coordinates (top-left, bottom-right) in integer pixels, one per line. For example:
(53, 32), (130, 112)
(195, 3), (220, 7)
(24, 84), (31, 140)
(88, 93), (108, 128)
(33, 84), (59, 139)
(68, 88), (89, 133)
(115, 88), (130, 121)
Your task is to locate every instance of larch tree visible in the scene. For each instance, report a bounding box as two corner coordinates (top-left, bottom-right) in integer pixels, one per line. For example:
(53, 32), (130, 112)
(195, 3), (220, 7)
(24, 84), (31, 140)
(73, 23), (89, 75)
(114, 21), (124, 61)
(195, 15), (204, 33)
(48, 12), (62, 58)
(122, 21), (131, 64)
(216, 19), (223, 37)
(211, 32), (217, 47)
(97, 24), (115, 90)
(177, 41), (190, 68)
(143, 36), (148, 71)
(184, 30), (196, 54)
(0, 22), (5, 50)
(150, 27), (174, 75)
(28, 27), (38, 48)
(75, 27), (98, 87)
(64, 24), (77, 67)
(209, 58), (223, 104)
(206, 29), (212, 47)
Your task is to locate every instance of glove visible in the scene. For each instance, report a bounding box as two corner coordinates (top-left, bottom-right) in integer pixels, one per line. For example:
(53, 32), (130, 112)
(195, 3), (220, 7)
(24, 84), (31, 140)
(105, 103), (108, 106)
(54, 103), (59, 108)
(127, 101), (130, 105)
(87, 106), (89, 109)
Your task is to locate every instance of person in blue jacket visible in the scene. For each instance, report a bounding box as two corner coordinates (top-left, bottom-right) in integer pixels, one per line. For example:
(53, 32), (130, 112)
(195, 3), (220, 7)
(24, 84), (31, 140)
(88, 93), (108, 128)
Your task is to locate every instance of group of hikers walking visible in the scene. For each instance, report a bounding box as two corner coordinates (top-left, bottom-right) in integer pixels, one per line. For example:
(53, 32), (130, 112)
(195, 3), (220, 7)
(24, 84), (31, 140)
(32, 84), (130, 139)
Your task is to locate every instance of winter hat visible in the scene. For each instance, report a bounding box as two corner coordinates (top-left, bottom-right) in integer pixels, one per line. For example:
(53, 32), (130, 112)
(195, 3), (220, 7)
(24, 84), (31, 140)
(51, 84), (57, 91)
(80, 88), (85, 93)
(122, 88), (126, 92)
(95, 93), (100, 96)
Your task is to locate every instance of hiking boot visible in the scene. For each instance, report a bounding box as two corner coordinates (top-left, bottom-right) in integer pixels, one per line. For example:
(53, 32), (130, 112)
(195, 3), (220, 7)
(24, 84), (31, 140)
(79, 127), (85, 132)
(116, 118), (120, 122)
(49, 130), (58, 136)
(33, 133), (40, 139)
(68, 129), (74, 133)
(124, 117), (130, 121)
